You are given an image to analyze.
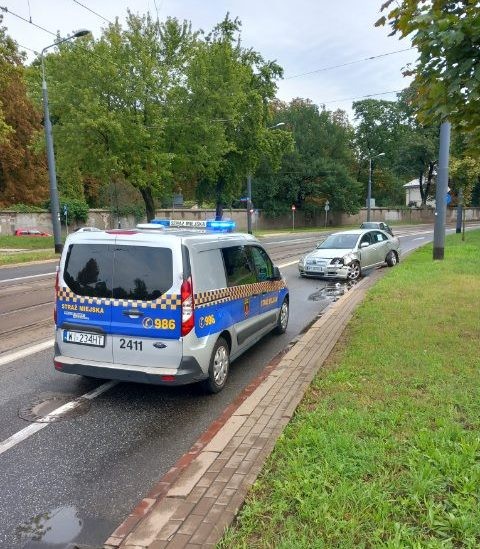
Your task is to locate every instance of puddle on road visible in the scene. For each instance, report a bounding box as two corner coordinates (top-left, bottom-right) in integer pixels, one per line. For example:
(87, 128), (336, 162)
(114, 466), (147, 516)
(308, 280), (357, 303)
(16, 506), (83, 548)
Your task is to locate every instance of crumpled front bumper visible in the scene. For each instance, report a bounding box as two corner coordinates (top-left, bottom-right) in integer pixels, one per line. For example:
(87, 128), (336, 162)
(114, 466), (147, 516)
(298, 263), (350, 279)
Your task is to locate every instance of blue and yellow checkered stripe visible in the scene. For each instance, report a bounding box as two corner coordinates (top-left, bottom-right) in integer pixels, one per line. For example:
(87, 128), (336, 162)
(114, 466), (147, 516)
(57, 287), (181, 310)
(194, 280), (286, 309)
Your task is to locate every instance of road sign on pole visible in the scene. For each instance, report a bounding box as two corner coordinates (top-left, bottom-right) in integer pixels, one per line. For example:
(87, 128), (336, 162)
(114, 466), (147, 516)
(291, 205), (295, 230)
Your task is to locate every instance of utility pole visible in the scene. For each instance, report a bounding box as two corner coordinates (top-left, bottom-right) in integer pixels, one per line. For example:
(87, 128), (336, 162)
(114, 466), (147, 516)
(433, 121), (451, 260)
(246, 174), (252, 234)
(456, 187), (463, 234)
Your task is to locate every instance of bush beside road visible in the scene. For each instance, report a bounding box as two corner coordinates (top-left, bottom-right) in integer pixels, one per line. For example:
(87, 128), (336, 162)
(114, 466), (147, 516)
(220, 230), (480, 548)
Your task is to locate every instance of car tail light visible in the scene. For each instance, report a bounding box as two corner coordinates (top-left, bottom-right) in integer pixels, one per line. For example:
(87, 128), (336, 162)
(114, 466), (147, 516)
(181, 276), (194, 336)
(161, 375), (176, 382)
(54, 267), (60, 325)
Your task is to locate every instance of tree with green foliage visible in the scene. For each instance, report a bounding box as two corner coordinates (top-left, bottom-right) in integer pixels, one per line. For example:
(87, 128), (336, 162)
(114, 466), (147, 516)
(37, 13), (193, 220)
(450, 157), (480, 207)
(29, 13), (291, 222)
(254, 99), (360, 218)
(187, 15), (292, 218)
(0, 17), (48, 207)
(352, 98), (407, 207)
(377, 0), (480, 152)
(394, 87), (439, 207)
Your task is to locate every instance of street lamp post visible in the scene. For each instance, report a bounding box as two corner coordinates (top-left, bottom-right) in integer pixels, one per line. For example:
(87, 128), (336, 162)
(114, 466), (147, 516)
(41, 29), (90, 253)
(246, 122), (286, 234)
(367, 152), (385, 222)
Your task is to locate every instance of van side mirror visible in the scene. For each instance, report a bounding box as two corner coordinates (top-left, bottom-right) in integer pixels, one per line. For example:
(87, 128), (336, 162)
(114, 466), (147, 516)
(272, 265), (282, 280)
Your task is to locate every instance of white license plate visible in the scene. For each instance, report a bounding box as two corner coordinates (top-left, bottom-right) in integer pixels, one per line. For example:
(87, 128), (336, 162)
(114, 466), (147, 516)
(308, 266), (324, 272)
(63, 330), (105, 347)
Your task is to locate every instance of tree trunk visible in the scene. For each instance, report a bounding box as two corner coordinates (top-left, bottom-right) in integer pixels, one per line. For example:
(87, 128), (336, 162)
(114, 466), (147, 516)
(420, 161), (436, 207)
(140, 187), (156, 221)
(419, 171), (426, 206)
(215, 177), (225, 220)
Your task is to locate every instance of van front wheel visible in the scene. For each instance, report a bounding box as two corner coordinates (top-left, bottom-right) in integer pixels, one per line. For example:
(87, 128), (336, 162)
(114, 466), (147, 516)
(203, 337), (230, 394)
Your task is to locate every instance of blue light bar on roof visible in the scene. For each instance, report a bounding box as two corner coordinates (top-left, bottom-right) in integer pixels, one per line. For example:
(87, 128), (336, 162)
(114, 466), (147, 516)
(206, 219), (236, 232)
(151, 219), (236, 232)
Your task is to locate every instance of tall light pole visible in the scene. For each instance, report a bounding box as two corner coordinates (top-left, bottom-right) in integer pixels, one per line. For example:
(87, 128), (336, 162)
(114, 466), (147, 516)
(246, 122), (286, 234)
(367, 152), (385, 222)
(41, 29), (91, 253)
(433, 121), (451, 260)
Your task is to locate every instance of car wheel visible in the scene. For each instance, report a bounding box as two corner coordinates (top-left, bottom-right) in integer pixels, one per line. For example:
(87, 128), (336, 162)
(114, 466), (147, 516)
(203, 337), (230, 394)
(386, 250), (398, 267)
(347, 261), (361, 281)
(275, 298), (289, 334)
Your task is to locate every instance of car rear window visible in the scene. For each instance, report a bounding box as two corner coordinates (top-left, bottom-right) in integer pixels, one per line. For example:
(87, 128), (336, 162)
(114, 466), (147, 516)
(64, 244), (173, 300)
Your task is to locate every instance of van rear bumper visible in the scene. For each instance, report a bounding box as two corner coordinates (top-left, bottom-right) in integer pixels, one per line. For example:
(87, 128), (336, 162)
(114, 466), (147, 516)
(53, 353), (205, 386)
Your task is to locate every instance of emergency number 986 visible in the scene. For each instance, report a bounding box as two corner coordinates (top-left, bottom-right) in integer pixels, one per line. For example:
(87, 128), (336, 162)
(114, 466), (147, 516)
(155, 318), (176, 330)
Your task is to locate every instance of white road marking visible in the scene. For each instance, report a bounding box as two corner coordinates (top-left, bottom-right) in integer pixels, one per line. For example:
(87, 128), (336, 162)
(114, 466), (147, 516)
(0, 381), (117, 456)
(278, 260), (299, 268)
(0, 272), (55, 284)
(0, 340), (54, 366)
(413, 237), (426, 241)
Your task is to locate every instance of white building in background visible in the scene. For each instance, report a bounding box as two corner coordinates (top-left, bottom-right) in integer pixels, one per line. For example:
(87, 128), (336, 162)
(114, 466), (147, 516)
(403, 179), (436, 207)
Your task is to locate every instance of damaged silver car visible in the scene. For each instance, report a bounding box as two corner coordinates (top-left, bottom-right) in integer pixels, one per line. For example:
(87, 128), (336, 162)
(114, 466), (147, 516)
(298, 229), (400, 281)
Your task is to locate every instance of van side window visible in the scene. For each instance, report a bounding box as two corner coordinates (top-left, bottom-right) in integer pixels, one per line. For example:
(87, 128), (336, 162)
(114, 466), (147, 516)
(194, 249), (227, 291)
(248, 246), (273, 282)
(221, 246), (256, 287)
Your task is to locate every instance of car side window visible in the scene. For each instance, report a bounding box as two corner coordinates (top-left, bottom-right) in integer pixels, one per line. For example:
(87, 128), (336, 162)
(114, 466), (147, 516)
(221, 246), (257, 287)
(360, 232), (373, 246)
(375, 231), (388, 242)
(371, 231), (385, 243)
(248, 246), (273, 282)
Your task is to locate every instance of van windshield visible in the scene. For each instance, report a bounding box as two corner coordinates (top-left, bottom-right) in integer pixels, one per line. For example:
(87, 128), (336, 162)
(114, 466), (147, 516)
(64, 244), (173, 300)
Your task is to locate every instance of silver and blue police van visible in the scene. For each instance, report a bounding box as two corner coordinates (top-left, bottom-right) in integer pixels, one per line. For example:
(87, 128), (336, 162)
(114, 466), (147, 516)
(54, 219), (289, 393)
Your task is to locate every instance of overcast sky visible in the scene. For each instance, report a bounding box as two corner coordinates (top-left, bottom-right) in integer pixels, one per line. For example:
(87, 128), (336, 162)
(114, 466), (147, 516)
(2, 0), (417, 121)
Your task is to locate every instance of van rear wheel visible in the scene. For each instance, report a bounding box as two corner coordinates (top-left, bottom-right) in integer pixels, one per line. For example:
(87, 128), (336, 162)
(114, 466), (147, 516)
(203, 337), (230, 394)
(275, 298), (289, 334)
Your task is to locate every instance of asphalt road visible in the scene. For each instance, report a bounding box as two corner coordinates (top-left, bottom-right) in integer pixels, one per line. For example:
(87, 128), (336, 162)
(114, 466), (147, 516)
(0, 224), (475, 548)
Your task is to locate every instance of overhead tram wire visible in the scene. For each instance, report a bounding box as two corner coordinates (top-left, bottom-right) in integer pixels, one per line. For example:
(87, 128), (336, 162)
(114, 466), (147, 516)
(285, 47), (415, 80)
(319, 89), (403, 105)
(2, 5), (123, 72)
(0, 5), (57, 37)
(17, 42), (38, 54)
(72, 0), (112, 24)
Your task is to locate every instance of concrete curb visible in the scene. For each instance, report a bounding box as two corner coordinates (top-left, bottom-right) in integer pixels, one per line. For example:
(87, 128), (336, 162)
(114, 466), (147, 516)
(104, 269), (385, 549)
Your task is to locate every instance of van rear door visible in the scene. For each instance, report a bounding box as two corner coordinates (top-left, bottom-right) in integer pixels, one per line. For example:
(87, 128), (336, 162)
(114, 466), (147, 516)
(111, 243), (183, 368)
(57, 242), (114, 363)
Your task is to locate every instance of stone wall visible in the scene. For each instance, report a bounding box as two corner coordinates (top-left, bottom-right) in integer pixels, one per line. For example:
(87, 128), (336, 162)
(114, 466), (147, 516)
(1, 207), (479, 236)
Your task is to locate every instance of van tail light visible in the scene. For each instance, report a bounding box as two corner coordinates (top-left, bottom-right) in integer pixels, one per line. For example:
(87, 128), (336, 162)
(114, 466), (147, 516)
(181, 276), (194, 336)
(54, 267), (59, 325)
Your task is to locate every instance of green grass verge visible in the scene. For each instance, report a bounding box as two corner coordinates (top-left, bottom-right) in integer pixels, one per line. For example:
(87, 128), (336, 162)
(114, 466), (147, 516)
(0, 235), (58, 265)
(220, 230), (480, 548)
(0, 249), (58, 265)
(0, 235), (56, 249)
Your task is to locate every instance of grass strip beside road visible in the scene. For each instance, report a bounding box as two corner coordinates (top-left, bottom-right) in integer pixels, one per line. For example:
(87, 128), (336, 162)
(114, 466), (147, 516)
(220, 230), (480, 548)
(0, 235), (57, 265)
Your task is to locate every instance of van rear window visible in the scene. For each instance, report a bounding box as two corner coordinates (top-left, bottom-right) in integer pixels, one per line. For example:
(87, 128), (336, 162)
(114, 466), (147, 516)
(64, 244), (173, 300)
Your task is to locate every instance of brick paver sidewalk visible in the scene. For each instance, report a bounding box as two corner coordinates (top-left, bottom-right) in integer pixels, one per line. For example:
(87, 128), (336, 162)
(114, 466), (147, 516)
(105, 270), (383, 549)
